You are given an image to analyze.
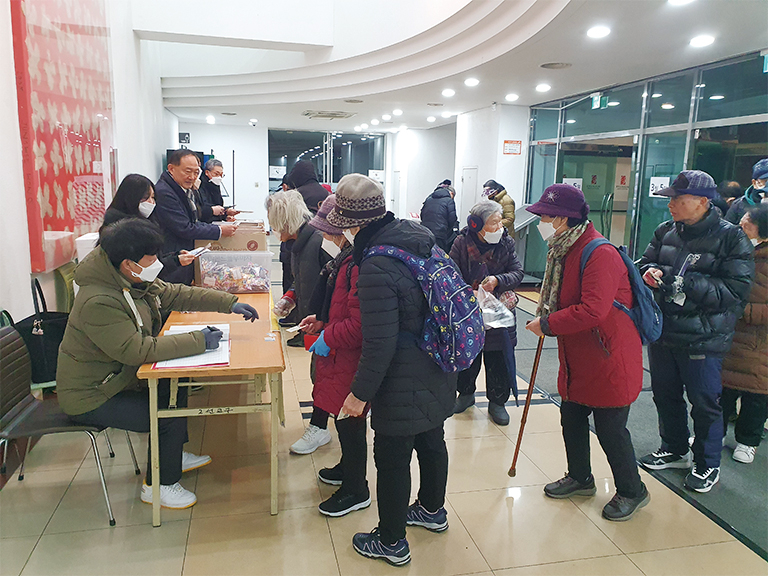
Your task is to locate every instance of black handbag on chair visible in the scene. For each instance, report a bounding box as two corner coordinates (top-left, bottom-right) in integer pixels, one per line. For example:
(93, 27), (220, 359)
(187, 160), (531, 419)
(12, 279), (69, 384)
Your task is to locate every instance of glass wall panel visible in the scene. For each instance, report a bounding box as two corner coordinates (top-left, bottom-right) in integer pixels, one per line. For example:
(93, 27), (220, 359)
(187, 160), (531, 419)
(632, 132), (688, 258)
(524, 143), (557, 278)
(698, 55), (768, 121)
(692, 122), (768, 187)
(563, 84), (644, 137)
(647, 73), (695, 127)
(268, 130), (326, 191)
(332, 132), (385, 184)
(532, 108), (559, 141)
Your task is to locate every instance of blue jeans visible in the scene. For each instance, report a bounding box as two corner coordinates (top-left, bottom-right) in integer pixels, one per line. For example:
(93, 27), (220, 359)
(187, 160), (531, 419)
(648, 344), (723, 468)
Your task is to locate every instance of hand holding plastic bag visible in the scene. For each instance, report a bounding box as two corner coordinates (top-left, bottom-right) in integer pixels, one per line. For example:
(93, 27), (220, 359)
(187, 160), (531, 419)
(477, 286), (517, 330)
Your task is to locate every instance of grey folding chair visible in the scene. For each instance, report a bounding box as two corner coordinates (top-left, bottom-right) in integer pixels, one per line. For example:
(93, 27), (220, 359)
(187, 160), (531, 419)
(0, 326), (140, 526)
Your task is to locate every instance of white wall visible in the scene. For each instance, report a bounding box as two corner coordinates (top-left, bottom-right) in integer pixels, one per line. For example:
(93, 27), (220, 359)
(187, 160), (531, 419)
(178, 122), (270, 224)
(0, 0), (34, 319)
(495, 104), (530, 208)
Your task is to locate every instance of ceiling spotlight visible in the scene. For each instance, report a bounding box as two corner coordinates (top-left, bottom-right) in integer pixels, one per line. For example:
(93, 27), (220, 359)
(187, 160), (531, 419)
(427, 116), (436, 122)
(314, 146), (320, 149)
(535, 84), (551, 92)
(361, 137), (367, 140)
(361, 123), (369, 129)
(587, 26), (610, 38)
(382, 114), (392, 121)
(668, 0), (695, 5)
(464, 78), (480, 87)
(354, 126), (362, 131)
(371, 119), (380, 125)
(393, 109), (403, 116)
(505, 93), (519, 102)
(441, 111), (452, 118)
(709, 94), (725, 100)
(205, 115), (216, 124)
(690, 35), (714, 47)
(607, 101), (620, 106)
(442, 89), (456, 97)
(651, 93), (662, 98)
(661, 103), (675, 109)
(566, 119), (576, 124)
(249, 118), (258, 126)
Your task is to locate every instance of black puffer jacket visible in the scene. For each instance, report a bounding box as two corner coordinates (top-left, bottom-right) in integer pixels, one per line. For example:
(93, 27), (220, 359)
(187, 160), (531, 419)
(287, 161), (328, 214)
(420, 187), (458, 252)
(291, 223), (332, 320)
(724, 185), (763, 225)
(350, 213), (457, 436)
(638, 207), (754, 355)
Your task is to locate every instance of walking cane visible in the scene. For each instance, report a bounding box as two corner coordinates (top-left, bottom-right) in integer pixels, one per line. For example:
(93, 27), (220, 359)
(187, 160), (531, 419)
(508, 335), (545, 477)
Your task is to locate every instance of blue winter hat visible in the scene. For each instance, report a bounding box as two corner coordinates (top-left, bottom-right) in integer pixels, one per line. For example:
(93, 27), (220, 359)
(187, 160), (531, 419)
(752, 159), (768, 180)
(655, 170), (717, 199)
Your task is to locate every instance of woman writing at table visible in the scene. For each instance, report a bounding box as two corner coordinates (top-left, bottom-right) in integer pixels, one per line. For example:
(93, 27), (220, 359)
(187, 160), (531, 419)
(57, 218), (258, 509)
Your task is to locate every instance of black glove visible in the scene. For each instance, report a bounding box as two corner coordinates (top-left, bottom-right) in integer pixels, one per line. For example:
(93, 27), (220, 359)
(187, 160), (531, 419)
(231, 302), (258, 322)
(201, 327), (224, 349)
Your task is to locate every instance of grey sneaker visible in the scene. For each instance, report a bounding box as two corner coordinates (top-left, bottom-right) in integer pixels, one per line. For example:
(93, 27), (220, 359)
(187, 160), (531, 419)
(544, 475), (596, 499)
(602, 484), (650, 521)
(639, 449), (692, 470)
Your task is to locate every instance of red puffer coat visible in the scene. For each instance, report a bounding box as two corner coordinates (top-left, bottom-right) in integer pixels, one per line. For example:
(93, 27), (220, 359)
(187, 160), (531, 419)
(312, 257), (362, 416)
(544, 223), (643, 407)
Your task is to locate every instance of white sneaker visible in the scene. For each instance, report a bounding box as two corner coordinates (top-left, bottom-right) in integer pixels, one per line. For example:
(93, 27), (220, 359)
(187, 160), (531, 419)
(290, 424), (331, 454)
(141, 482), (197, 509)
(733, 443), (756, 464)
(182, 451), (212, 472)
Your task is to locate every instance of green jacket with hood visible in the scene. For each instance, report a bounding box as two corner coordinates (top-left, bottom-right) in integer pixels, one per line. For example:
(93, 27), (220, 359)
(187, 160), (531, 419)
(57, 247), (237, 415)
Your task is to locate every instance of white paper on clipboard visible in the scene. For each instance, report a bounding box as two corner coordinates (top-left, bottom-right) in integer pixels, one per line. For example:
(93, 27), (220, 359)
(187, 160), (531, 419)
(153, 324), (230, 368)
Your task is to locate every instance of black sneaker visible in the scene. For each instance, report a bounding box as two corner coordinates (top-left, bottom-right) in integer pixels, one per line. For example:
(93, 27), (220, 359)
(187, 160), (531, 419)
(318, 489), (371, 517)
(286, 333), (304, 347)
(453, 394), (475, 414)
(602, 484), (650, 521)
(638, 449), (692, 470)
(544, 475), (597, 499)
(317, 463), (343, 486)
(352, 528), (410, 566)
(488, 402), (510, 426)
(405, 500), (448, 532)
(684, 465), (720, 493)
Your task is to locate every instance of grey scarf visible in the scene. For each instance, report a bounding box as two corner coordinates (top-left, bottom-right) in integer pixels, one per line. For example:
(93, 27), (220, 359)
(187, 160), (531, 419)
(536, 221), (589, 318)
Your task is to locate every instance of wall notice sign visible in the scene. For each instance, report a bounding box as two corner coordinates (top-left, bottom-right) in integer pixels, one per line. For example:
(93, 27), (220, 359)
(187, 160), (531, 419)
(503, 140), (522, 155)
(368, 169), (385, 182)
(650, 177), (670, 197)
(563, 178), (582, 190)
(269, 165), (286, 179)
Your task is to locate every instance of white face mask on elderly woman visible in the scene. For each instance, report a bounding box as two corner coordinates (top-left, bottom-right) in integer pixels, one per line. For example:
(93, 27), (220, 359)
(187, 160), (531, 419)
(483, 228), (503, 244)
(322, 238), (341, 258)
(343, 229), (355, 245)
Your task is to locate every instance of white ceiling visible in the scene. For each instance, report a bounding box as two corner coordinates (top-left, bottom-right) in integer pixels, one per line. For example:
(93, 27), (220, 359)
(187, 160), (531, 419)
(158, 0), (768, 132)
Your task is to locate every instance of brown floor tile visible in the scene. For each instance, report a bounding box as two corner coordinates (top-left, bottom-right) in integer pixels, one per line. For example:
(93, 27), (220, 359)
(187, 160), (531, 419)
(0, 536), (38, 576)
(495, 554), (644, 576)
(628, 541), (768, 575)
(0, 468), (75, 539)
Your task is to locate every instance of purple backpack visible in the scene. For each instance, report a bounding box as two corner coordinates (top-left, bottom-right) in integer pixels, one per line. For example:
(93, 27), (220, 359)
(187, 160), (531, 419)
(364, 245), (485, 373)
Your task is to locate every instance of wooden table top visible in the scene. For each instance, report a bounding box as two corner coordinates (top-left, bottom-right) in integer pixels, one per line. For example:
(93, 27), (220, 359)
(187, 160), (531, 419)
(136, 293), (285, 380)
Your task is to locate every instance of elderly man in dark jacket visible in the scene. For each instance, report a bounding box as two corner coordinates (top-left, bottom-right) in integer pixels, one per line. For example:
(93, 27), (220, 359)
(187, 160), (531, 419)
(420, 180), (458, 252)
(638, 170), (753, 494)
(287, 160), (329, 214)
(328, 174), (456, 567)
(153, 150), (237, 284)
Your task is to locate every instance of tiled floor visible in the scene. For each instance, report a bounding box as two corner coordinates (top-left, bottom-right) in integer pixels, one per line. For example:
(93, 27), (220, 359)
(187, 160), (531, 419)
(1, 250), (765, 575)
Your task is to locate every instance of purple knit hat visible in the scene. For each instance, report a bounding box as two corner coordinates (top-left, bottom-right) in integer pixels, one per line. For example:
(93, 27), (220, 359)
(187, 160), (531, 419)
(309, 194), (344, 235)
(526, 184), (590, 220)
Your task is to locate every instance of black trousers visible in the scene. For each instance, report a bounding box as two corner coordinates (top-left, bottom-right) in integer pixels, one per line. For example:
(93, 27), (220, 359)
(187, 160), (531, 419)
(560, 401), (643, 499)
(456, 349), (511, 405)
(721, 387), (768, 447)
(374, 425), (448, 544)
(70, 380), (188, 486)
(334, 415), (368, 495)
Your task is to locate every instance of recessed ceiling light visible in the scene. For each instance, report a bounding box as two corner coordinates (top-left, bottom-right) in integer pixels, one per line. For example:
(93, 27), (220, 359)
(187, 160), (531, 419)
(651, 93), (662, 98)
(536, 84), (551, 92)
(661, 103), (675, 109)
(371, 119), (380, 125)
(442, 89), (456, 97)
(360, 137), (367, 140)
(690, 35), (714, 47)
(427, 116), (436, 122)
(709, 94), (725, 100)
(505, 93), (519, 102)
(441, 111), (452, 118)
(354, 126), (361, 131)
(393, 109), (403, 116)
(668, 0), (695, 5)
(566, 119), (576, 124)
(361, 123), (369, 129)
(205, 115), (215, 124)
(464, 78), (479, 87)
(695, 83), (706, 88)
(382, 114), (392, 121)
(249, 118), (258, 123)
(346, 141), (352, 144)
(607, 101), (620, 106)
(587, 26), (610, 38)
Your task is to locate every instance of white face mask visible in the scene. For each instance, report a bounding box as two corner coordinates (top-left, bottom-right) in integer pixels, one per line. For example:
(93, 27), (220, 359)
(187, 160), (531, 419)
(483, 228), (503, 244)
(131, 259), (164, 283)
(322, 238), (341, 258)
(210, 176), (223, 186)
(343, 229), (356, 245)
(138, 201), (155, 218)
(753, 181), (766, 191)
(537, 220), (557, 241)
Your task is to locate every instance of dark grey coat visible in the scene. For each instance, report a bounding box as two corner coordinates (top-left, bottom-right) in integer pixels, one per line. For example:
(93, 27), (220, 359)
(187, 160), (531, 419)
(290, 223), (332, 320)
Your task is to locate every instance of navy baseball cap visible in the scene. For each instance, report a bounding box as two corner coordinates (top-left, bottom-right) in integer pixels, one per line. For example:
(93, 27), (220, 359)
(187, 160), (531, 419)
(656, 170), (717, 199)
(752, 159), (768, 180)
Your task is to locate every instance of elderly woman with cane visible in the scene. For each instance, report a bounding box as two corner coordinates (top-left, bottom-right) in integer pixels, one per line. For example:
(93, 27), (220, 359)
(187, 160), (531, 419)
(525, 184), (649, 522)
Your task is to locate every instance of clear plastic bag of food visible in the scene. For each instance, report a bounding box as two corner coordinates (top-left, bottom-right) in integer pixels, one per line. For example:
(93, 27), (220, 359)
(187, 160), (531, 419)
(477, 286), (516, 329)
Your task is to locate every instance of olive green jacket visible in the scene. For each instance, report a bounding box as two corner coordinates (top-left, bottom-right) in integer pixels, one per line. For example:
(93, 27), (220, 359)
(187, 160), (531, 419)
(488, 188), (516, 233)
(57, 248), (237, 415)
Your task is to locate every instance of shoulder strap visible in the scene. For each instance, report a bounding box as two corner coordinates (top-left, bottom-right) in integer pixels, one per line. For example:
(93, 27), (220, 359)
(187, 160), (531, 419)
(31, 278), (48, 315)
(579, 238), (613, 276)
